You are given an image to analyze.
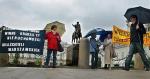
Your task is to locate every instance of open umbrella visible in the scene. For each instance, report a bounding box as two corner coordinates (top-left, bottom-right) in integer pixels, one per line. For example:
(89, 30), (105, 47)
(99, 31), (112, 42)
(124, 6), (150, 24)
(84, 28), (105, 38)
(84, 28), (112, 42)
(44, 21), (66, 37)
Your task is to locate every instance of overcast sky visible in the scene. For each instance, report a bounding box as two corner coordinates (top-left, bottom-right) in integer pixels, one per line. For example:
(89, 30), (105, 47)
(0, 0), (150, 43)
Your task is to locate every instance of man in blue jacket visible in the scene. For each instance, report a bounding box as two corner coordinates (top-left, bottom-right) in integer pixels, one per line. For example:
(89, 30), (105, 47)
(89, 32), (99, 69)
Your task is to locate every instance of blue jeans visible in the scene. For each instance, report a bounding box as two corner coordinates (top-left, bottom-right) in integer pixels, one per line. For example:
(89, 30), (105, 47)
(125, 42), (150, 69)
(45, 49), (57, 66)
(91, 52), (98, 68)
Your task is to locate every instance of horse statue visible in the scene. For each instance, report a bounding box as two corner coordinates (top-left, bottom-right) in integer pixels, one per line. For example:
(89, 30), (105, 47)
(72, 22), (82, 44)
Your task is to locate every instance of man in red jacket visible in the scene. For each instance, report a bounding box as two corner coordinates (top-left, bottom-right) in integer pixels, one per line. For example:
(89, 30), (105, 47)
(45, 25), (61, 68)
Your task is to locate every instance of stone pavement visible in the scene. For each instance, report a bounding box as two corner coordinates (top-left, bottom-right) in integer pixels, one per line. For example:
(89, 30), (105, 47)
(0, 67), (150, 79)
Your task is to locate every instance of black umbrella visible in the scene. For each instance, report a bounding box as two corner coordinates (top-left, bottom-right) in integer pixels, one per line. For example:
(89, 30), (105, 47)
(124, 6), (150, 24)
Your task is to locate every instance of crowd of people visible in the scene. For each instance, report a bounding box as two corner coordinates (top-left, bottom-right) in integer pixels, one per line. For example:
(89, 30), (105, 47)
(43, 15), (150, 71)
(89, 32), (115, 70)
(89, 15), (150, 71)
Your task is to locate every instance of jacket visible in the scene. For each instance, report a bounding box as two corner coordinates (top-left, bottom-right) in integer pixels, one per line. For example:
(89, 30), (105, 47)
(45, 31), (61, 50)
(130, 22), (146, 44)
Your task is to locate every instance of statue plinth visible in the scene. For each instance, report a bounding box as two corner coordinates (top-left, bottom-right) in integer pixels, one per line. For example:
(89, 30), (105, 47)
(78, 38), (90, 68)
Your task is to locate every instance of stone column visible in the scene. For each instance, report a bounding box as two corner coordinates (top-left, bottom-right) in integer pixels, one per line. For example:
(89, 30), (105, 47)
(134, 53), (144, 70)
(78, 38), (89, 68)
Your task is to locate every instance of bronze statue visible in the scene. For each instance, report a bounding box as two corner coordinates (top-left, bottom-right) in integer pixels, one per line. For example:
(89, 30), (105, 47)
(72, 22), (82, 43)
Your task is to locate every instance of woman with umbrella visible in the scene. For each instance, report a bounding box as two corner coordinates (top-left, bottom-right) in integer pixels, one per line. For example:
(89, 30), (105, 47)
(44, 25), (61, 68)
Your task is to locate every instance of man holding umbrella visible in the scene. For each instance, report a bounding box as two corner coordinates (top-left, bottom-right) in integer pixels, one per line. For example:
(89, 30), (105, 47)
(124, 15), (150, 71)
(124, 6), (150, 71)
(89, 32), (99, 69)
(84, 28), (105, 69)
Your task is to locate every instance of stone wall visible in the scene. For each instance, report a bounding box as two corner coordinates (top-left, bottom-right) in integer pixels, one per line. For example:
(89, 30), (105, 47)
(0, 53), (9, 66)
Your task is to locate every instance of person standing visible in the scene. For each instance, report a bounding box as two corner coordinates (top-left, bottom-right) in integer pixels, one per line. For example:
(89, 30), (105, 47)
(45, 25), (61, 68)
(103, 34), (115, 70)
(124, 15), (150, 71)
(89, 33), (99, 69)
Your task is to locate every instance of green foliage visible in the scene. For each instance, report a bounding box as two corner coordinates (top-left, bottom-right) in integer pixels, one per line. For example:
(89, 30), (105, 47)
(34, 58), (42, 66)
(13, 53), (20, 65)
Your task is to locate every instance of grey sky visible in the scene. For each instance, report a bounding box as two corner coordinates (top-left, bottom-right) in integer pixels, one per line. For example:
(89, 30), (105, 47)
(0, 0), (150, 43)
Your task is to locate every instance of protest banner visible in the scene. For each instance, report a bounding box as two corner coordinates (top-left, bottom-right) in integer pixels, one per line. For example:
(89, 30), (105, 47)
(112, 26), (150, 46)
(0, 29), (45, 55)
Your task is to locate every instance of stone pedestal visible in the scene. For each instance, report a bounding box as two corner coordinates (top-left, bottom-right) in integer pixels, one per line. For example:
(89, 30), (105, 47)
(66, 45), (73, 66)
(134, 53), (144, 70)
(0, 53), (9, 66)
(78, 38), (89, 68)
(72, 44), (79, 66)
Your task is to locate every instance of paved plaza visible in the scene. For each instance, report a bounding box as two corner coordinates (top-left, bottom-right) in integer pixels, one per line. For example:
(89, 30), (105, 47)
(0, 67), (150, 79)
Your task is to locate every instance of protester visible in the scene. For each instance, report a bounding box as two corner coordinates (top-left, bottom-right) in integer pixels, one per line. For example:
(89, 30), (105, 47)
(124, 15), (150, 71)
(44, 25), (61, 68)
(103, 34), (115, 70)
(89, 32), (99, 69)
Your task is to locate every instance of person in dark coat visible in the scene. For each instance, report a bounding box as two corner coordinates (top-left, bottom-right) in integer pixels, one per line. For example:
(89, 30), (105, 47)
(124, 15), (150, 71)
(45, 25), (61, 68)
